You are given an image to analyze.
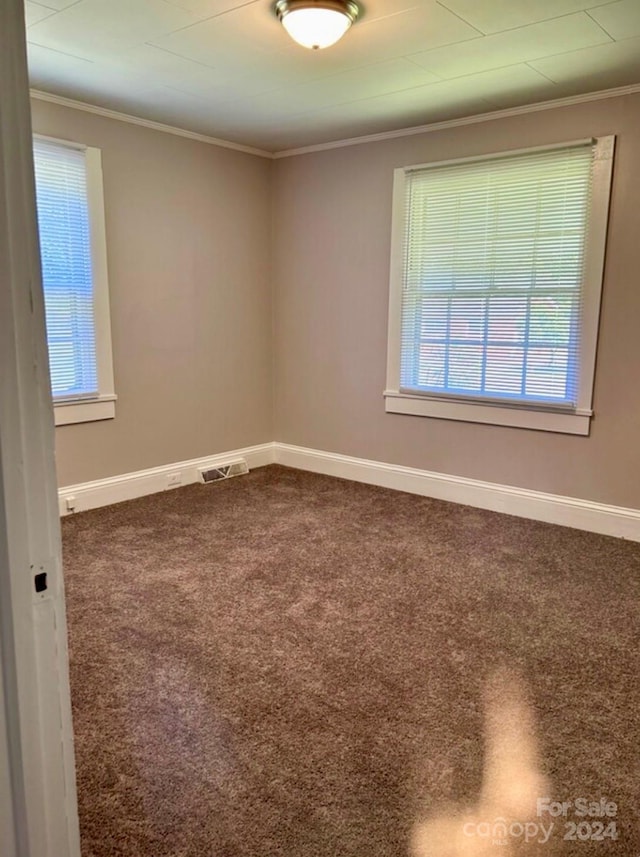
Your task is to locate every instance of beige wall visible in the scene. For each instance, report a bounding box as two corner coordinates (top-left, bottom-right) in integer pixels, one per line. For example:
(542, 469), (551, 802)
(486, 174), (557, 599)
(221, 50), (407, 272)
(35, 93), (640, 507)
(273, 93), (640, 508)
(31, 99), (273, 487)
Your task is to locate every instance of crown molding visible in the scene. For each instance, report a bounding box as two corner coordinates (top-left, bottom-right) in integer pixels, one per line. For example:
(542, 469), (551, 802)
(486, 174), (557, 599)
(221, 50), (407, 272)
(29, 89), (274, 159)
(30, 81), (640, 161)
(272, 82), (640, 158)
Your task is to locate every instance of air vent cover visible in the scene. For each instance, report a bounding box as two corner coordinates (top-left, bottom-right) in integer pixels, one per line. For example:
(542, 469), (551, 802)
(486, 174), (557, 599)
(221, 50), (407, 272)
(199, 459), (249, 484)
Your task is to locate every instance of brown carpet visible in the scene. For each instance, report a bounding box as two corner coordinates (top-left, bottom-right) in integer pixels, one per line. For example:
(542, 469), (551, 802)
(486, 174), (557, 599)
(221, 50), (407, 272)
(61, 465), (639, 857)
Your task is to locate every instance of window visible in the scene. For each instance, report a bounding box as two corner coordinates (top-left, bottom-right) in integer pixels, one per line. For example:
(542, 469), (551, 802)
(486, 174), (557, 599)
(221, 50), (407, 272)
(385, 138), (614, 435)
(33, 136), (115, 426)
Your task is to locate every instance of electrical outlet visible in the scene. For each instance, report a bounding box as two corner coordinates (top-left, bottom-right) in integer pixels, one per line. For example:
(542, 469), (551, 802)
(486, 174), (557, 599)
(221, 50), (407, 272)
(167, 473), (182, 489)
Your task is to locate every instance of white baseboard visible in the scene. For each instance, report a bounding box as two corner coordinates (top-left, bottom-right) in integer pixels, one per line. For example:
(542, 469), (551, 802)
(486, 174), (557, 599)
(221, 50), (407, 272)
(273, 443), (640, 542)
(58, 440), (640, 541)
(58, 442), (276, 516)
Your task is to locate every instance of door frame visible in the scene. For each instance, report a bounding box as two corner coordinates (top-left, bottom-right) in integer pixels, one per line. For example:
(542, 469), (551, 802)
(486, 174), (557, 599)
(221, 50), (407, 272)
(0, 2), (81, 855)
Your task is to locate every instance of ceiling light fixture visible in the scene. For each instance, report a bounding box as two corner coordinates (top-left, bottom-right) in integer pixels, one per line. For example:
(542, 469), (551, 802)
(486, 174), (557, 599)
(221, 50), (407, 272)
(275, 0), (360, 50)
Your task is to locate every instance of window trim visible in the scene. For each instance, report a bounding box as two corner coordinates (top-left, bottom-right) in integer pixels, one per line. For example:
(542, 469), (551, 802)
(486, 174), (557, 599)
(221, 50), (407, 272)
(34, 134), (116, 427)
(385, 136), (615, 436)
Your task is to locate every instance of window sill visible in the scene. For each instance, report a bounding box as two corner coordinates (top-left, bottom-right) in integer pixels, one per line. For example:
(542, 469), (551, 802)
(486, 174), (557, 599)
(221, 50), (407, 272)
(54, 395), (116, 427)
(384, 391), (591, 435)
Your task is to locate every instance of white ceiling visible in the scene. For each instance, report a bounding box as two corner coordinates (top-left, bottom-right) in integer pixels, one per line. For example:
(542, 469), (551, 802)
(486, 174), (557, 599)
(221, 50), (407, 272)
(25, 0), (640, 152)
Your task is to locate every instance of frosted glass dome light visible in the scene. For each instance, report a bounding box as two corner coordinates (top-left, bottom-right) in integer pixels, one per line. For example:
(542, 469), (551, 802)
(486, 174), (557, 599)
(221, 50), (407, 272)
(276, 0), (360, 50)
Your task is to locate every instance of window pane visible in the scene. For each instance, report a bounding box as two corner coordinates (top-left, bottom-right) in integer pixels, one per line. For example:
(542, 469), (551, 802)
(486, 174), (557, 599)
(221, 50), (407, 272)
(485, 346), (524, 394)
(487, 297), (526, 343)
(450, 297), (485, 341)
(419, 296), (448, 340)
(449, 345), (483, 392)
(525, 348), (569, 399)
(529, 295), (573, 346)
(417, 344), (445, 388)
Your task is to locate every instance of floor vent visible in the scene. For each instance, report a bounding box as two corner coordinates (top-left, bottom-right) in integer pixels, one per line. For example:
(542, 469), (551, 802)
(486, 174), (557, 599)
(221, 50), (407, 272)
(199, 459), (249, 484)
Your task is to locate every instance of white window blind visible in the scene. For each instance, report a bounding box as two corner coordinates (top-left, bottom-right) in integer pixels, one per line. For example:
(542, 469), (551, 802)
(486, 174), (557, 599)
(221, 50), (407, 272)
(33, 138), (98, 401)
(400, 143), (595, 408)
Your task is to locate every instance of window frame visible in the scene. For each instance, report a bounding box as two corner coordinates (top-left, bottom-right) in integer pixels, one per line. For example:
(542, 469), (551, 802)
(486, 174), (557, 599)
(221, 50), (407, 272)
(385, 136), (615, 436)
(33, 134), (116, 427)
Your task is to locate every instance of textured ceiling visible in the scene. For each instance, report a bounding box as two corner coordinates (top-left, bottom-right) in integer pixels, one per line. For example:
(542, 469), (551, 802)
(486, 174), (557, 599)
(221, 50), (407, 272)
(25, 0), (640, 152)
